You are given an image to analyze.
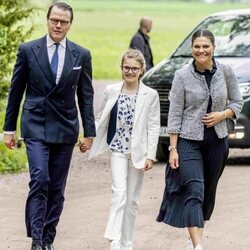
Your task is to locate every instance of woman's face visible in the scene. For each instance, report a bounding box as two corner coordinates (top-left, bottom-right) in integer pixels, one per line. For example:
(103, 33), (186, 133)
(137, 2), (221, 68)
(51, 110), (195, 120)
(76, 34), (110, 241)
(121, 58), (143, 84)
(192, 36), (215, 65)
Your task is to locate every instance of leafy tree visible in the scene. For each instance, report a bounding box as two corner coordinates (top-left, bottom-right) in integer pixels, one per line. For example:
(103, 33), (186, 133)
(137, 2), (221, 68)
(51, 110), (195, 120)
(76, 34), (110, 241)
(0, 0), (34, 106)
(0, 0), (34, 174)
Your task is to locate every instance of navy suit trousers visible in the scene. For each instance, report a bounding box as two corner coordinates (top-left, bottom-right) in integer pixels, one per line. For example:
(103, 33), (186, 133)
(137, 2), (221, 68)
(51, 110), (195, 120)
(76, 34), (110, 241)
(24, 138), (74, 244)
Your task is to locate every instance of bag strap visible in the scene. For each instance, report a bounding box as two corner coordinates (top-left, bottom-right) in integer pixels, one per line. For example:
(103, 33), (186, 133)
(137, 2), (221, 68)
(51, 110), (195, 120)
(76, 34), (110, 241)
(221, 64), (228, 88)
(221, 64), (235, 128)
(221, 64), (230, 101)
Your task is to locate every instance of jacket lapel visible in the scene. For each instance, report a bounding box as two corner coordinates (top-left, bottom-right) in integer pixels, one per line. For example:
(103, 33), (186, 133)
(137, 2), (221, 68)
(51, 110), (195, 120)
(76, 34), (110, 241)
(133, 82), (148, 126)
(100, 82), (123, 122)
(189, 64), (209, 92)
(99, 81), (147, 126)
(210, 63), (224, 90)
(57, 39), (79, 86)
(32, 36), (55, 87)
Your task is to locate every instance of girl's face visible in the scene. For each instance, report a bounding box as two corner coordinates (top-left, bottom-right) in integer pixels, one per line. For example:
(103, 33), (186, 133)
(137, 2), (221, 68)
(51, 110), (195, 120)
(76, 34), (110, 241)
(121, 58), (143, 84)
(192, 36), (215, 65)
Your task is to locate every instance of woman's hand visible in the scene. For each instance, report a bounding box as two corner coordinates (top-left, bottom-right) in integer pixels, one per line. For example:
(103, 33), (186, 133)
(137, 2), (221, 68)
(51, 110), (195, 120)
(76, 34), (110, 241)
(144, 159), (154, 171)
(169, 149), (179, 169)
(202, 112), (224, 127)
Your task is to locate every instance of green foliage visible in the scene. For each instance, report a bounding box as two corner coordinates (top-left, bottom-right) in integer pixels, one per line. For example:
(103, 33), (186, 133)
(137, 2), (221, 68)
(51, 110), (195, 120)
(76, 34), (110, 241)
(0, 104), (5, 132)
(0, 101), (22, 135)
(0, 0), (33, 174)
(30, 0), (249, 79)
(0, 102), (26, 174)
(0, 0), (35, 104)
(0, 143), (27, 174)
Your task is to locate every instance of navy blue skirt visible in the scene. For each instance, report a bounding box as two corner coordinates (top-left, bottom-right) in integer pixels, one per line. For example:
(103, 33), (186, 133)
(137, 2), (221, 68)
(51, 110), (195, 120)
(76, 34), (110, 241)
(156, 127), (228, 228)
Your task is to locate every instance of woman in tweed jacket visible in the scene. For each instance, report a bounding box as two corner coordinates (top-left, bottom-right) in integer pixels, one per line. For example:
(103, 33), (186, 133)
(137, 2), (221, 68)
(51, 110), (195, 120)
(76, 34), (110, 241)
(157, 30), (243, 250)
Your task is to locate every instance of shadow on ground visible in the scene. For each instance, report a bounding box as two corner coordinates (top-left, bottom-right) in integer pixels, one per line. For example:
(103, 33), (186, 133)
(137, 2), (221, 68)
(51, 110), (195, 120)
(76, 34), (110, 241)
(226, 157), (250, 165)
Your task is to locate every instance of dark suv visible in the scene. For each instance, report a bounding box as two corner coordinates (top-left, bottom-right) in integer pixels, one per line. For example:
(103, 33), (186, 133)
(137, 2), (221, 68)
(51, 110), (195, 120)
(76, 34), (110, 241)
(142, 9), (250, 161)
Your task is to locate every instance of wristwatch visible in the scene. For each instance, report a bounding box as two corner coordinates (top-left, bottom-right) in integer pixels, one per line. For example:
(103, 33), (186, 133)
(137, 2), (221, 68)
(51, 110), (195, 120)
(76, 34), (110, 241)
(168, 145), (177, 151)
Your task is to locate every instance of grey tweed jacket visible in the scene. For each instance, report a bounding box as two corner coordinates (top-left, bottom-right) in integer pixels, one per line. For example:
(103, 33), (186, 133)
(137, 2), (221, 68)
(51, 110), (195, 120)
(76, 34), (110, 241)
(167, 60), (243, 140)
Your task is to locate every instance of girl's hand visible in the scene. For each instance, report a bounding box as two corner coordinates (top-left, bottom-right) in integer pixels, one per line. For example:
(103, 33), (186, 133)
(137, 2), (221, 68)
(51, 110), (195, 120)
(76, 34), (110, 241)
(144, 159), (154, 171)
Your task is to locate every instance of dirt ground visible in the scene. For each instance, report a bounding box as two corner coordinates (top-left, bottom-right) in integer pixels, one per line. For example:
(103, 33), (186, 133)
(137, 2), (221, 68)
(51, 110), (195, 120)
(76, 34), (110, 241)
(0, 149), (250, 250)
(0, 81), (250, 250)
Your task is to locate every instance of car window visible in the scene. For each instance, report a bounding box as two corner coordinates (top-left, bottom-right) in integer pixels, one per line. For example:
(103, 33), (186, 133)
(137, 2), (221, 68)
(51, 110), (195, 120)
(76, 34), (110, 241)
(174, 14), (250, 57)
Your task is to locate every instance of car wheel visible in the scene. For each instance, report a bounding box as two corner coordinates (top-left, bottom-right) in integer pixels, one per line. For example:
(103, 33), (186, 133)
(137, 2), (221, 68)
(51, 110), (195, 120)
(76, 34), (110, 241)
(156, 143), (169, 162)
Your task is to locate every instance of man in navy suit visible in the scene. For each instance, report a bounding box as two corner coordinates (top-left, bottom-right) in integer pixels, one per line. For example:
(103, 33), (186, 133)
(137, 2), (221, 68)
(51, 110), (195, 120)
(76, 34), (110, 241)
(3, 2), (96, 250)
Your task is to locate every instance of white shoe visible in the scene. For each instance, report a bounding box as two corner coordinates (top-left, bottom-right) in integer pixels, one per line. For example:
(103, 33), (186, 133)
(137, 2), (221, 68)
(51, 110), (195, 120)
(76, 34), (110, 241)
(186, 239), (194, 250)
(110, 240), (121, 250)
(194, 244), (203, 250)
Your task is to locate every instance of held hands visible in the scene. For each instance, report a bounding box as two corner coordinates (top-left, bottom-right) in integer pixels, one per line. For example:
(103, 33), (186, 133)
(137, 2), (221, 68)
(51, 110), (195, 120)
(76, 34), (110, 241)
(144, 159), (154, 171)
(79, 137), (93, 153)
(4, 134), (16, 149)
(169, 149), (179, 169)
(202, 112), (225, 128)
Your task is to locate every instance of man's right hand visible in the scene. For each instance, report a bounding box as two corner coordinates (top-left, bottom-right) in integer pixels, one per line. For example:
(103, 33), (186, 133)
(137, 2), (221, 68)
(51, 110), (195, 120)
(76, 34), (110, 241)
(3, 134), (16, 149)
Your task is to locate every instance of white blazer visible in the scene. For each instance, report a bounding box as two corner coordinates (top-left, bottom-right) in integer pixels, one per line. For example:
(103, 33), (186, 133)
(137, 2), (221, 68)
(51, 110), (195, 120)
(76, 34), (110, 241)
(88, 81), (160, 169)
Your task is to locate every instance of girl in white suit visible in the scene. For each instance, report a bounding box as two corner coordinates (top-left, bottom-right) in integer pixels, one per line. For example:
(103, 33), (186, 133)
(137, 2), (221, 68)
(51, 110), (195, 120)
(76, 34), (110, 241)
(87, 49), (160, 250)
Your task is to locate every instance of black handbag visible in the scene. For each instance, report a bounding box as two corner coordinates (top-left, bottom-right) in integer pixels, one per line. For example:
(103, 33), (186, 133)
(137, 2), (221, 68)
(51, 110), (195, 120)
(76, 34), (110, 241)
(227, 118), (234, 133)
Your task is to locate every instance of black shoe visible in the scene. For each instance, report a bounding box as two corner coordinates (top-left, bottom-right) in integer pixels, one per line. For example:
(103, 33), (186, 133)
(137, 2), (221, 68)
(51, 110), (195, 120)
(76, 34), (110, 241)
(31, 243), (43, 250)
(42, 243), (54, 250)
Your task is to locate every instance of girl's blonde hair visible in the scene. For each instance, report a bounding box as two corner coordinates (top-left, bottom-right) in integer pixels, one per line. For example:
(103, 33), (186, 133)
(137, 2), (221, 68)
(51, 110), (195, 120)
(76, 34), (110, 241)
(121, 49), (146, 80)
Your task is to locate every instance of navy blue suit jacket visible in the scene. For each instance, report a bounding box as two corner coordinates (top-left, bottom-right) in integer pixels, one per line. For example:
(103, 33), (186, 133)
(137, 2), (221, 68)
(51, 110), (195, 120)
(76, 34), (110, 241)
(3, 36), (96, 143)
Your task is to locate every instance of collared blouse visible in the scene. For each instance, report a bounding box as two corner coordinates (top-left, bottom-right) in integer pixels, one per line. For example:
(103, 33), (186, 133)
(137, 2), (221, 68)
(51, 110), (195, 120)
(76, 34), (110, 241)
(109, 93), (137, 153)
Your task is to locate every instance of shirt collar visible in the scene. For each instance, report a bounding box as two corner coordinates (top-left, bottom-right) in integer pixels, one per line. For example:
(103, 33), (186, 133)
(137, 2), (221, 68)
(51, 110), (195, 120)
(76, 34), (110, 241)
(138, 29), (150, 41)
(46, 34), (66, 48)
(192, 58), (217, 75)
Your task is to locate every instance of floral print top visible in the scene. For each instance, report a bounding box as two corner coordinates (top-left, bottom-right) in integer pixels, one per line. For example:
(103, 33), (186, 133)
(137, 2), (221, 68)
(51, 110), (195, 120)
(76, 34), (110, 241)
(109, 93), (137, 153)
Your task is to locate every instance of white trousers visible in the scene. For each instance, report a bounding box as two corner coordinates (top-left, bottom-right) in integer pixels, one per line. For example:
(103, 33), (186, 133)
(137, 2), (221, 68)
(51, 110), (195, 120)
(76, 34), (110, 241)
(104, 152), (144, 248)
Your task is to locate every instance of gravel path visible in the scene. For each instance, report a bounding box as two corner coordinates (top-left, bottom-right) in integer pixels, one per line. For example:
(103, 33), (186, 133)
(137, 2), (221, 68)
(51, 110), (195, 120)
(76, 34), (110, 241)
(1, 149), (250, 250)
(0, 80), (250, 250)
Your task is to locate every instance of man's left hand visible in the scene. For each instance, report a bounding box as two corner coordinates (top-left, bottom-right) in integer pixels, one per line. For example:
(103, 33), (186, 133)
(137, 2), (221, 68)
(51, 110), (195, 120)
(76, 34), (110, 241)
(79, 137), (93, 153)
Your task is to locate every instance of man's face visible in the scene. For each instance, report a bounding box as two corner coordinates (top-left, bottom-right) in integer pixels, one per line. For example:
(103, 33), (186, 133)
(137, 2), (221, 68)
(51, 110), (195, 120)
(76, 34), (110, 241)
(47, 6), (71, 43)
(146, 20), (152, 33)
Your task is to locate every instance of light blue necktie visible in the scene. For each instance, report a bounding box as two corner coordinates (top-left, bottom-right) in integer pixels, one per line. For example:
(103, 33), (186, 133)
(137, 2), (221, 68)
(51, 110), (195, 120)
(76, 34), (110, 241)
(50, 43), (59, 82)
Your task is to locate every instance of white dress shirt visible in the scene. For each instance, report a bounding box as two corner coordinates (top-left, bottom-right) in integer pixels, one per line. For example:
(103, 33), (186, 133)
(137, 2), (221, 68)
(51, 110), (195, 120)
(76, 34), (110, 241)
(46, 35), (66, 84)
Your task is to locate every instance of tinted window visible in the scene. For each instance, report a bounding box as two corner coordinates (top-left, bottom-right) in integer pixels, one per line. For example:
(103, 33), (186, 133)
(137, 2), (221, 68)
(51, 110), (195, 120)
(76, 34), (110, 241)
(174, 14), (250, 57)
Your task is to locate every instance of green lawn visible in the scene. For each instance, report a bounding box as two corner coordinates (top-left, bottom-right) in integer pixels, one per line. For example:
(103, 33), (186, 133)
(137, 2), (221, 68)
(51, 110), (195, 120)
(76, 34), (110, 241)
(30, 0), (249, 79)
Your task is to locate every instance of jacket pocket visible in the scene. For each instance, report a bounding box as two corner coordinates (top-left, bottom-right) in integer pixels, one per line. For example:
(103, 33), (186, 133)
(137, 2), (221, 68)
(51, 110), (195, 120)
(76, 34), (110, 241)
(181, 116), (196, 134)
(23, 102), (45, 113)
(67, 109), (78, 119)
